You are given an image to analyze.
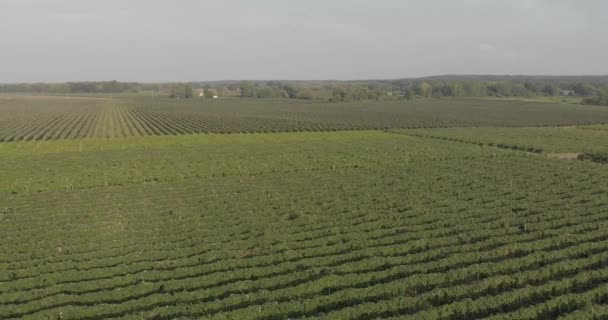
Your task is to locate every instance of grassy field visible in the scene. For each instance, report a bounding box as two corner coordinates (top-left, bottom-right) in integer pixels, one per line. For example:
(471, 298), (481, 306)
(1, 97), (608, 319)
(3, 95), (608, 142)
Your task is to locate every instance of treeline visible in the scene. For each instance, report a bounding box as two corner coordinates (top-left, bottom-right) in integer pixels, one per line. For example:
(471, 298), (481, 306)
(1, 76), (607, 105)
(0, 81), (201, 97)
(0, 81), (223, 99)
(221, 76), (608, 104)
(0, 81), (143, 94)
(581, 91), (608, 106)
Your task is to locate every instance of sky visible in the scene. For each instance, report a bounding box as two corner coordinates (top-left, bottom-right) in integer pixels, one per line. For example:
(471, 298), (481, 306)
(0, 0), (607, 82)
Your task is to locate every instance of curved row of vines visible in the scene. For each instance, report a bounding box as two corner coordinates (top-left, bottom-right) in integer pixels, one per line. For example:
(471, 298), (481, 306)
(1, 132), (608, 319)
(3, 97), (608, 142)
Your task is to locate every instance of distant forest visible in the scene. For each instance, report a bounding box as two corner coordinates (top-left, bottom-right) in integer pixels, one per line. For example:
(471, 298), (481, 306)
(1, 75), (607, 106)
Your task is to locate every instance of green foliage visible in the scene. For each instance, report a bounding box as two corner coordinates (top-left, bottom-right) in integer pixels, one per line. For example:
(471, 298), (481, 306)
(582, 90), (608, 106)
(1, 130), (608, 318)
(578, 152), (608, 164)
(296, 88), (314, 100)
(392, 126), (608, 154)
(2, 76), (608, 103)
(167, 83), (194, 99)
(417, 82), (433, 98)
(184, 84), (193, 98)
(238, 81), (255, 97)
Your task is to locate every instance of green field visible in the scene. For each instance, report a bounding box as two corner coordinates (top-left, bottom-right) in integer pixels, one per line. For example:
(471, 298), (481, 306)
(1, 96), (608, 319)
(3, 96), (608, 142)
(579, 124), (608, 131)
(391, 126), (608, 154)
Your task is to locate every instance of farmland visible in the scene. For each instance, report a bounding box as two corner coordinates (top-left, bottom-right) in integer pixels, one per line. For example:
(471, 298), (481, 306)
(391, 126), (608, 154)
(3, 96), (608, 142)
(1, 96), (608, 319)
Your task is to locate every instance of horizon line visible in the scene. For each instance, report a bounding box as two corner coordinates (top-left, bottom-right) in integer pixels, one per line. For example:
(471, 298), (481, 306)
(2, 74), (608, 85)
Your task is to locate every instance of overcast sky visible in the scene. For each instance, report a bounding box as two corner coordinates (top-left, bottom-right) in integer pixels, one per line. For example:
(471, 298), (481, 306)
(1, 0), (606, 82)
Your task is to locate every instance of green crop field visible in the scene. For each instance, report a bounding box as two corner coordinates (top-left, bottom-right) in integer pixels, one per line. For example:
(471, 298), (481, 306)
(391, 126), (608, 154)
(579, 124), (608, 132)
(1, 96), (608, 319)
(3, 96), (608, 142)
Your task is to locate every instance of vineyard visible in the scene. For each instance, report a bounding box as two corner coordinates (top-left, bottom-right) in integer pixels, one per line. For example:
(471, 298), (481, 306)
(1, 96), (608, 319)
(3, 96), (608, 141)
(390, 126), (608, 155)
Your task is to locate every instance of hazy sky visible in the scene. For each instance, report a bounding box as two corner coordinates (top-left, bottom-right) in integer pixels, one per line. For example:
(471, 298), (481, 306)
(1, 0), (606, 82)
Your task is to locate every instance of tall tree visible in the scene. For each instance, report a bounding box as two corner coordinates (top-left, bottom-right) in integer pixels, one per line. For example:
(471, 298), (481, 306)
(417, 82), (432, 98)
(184, 84), (193, 98)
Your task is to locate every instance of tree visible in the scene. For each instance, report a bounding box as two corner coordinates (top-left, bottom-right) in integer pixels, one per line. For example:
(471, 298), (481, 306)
(370, 89), (383, 100)
(205, 88), (216, 98)
(256, 85), (279, 98)
(239, 81), (255, 98)
(432, 83), (445, 98)
(572, 83), (595, 96)
(416, 82), (432, 98)
(331, 86), (351, 102)
(542, 84), (558, 96)
(495, 81), (513, 97)
(184, 84), (193, 98)
(403, 88), (414, 100)
(282, 83), (299, 99)
(296, 88), (314, 100)
(583, 90), (608, 106)
(447, 82), (464, 97)
(511, 83), (529, 97)
(352, 87), (370, 100)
